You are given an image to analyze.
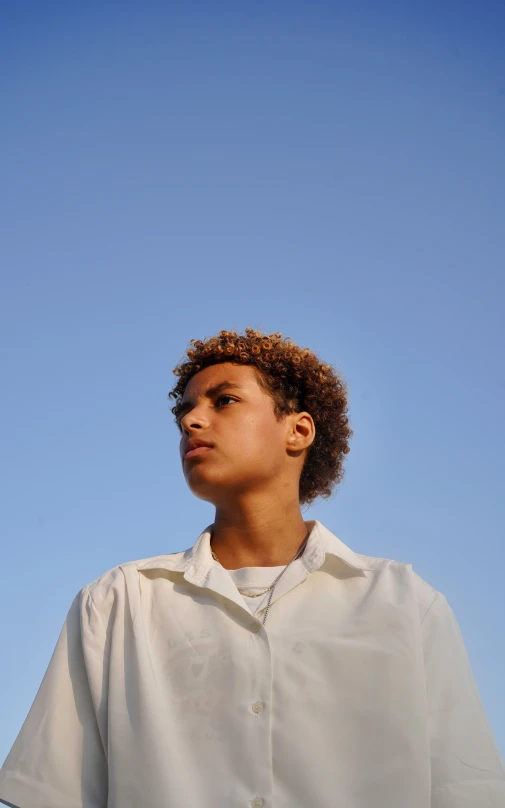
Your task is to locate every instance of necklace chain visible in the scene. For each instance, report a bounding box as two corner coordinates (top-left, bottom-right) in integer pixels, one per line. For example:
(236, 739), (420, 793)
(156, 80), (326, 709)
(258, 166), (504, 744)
(210, 547), (273, 596)
(210, 530), (310, 624)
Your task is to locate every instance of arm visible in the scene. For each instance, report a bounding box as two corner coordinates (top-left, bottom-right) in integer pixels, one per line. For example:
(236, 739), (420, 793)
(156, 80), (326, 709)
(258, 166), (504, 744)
(422, 592), (505, 806)
(0, 593), (108, 808)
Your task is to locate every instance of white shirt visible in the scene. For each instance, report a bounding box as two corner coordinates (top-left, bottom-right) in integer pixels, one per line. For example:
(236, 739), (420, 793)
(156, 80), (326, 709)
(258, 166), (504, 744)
(226, 563), (289, 614)
(1, 520), (504, 808)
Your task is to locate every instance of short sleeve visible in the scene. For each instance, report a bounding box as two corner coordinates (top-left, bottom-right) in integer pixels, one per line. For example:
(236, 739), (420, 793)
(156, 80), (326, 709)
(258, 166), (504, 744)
(0, 592), (108, 808)
(422, 592), (505, 807)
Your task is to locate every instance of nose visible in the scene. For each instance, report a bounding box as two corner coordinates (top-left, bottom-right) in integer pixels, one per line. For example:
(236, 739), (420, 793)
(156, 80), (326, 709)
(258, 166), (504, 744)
(180, 405), (209, 435)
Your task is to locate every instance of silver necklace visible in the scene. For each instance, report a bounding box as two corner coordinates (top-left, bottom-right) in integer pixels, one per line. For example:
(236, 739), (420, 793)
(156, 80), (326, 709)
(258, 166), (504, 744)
(210, 530), (310, 625)
(210, 547), (274, 597)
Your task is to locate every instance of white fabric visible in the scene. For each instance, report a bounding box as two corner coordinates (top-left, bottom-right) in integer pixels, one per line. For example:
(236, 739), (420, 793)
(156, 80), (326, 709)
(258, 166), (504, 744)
(1, 520), (504, 808)
(226, 563), (288, 613)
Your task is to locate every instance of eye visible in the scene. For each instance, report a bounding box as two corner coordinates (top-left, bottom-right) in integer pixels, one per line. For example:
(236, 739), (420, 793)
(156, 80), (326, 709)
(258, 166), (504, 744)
(215, 395), (238, 409)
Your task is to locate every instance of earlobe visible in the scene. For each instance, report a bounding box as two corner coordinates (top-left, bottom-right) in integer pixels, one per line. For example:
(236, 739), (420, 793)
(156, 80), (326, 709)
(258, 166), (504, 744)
(286, 435), (298, 453)
(294, 414), (316, 450)
(287, 412), (315, 451)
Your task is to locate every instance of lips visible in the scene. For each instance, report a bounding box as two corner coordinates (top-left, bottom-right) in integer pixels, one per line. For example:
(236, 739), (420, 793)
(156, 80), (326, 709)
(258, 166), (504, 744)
(183, 439), (214, 460)
(185, 446), (213, 460)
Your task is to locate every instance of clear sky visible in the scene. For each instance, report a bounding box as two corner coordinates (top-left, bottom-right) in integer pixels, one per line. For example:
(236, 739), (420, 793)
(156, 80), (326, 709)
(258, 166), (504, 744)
(1, 1), (504, 763)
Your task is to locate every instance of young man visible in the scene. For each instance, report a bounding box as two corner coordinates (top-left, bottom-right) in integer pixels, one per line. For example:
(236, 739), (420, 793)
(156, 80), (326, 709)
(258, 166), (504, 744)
(1, 328), (504, 808)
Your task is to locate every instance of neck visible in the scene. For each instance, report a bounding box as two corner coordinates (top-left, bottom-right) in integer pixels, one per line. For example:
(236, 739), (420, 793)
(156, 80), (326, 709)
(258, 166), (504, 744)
(211, 493), (310, 568)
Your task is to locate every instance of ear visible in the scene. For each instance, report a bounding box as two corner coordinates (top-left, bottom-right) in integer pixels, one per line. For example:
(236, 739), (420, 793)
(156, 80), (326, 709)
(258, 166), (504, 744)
(286, 412), (315, 454)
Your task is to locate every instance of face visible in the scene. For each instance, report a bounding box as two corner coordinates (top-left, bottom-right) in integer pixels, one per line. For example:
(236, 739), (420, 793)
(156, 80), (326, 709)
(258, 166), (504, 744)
(177, 362), (305, 504)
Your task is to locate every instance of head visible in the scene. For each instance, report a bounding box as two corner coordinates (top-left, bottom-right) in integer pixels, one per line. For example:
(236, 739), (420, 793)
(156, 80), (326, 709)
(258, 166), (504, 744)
(168, 329), (352, 507)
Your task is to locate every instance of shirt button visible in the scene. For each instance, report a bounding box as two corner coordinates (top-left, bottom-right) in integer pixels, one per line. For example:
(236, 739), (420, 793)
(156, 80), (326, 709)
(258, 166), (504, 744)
(252, 701), (264, 714)
(251, 623), (261, 633)
(250, 799), (264, 808)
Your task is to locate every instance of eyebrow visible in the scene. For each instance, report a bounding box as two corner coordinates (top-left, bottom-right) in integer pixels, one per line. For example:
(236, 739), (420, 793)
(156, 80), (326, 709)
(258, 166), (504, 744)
(177, 382), (243, 420)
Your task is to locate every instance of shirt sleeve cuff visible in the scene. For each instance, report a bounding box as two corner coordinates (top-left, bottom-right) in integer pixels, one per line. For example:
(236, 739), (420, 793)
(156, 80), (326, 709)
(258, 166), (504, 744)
(0, 770), (85, 808)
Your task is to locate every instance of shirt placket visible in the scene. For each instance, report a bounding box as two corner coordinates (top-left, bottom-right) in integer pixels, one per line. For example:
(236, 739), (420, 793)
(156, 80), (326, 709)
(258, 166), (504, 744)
(240, 618), (275, 808)
(185, 554), (315, 808)
(186, 568), (276, 807)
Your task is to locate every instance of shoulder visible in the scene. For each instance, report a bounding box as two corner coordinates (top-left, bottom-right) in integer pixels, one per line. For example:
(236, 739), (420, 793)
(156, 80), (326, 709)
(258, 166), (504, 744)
(317, 522), (441, 620)
(353, 550), (440, 623)
(80, 549), (189, 619)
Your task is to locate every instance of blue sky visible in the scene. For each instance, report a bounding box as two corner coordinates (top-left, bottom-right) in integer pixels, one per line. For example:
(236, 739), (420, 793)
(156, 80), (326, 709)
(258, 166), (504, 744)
(1, 1), (504, 762)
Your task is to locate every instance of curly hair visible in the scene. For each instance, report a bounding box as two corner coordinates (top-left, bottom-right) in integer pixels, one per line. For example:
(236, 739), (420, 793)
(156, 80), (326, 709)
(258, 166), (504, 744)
(168, 328), (352, 505)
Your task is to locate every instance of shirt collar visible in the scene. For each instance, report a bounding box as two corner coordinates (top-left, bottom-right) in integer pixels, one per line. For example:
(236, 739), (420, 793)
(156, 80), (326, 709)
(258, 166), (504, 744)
(301, 520), (373, 573)
(137, 520), (373, 585)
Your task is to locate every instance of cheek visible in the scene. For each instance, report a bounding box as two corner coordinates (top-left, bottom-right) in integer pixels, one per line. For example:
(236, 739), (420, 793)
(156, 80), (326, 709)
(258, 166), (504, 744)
(234, 419), (284, 466)
(183, 421), (284, 498)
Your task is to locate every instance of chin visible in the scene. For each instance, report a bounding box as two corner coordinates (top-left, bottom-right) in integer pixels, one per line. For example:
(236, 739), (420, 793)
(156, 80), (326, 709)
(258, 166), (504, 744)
(184, 469), (226, 503)
(184, 469), (252, 504)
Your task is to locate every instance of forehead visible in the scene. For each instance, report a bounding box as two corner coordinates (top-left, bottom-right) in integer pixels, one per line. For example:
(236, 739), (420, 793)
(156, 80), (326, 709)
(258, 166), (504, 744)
(182, 362), (263, 400)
